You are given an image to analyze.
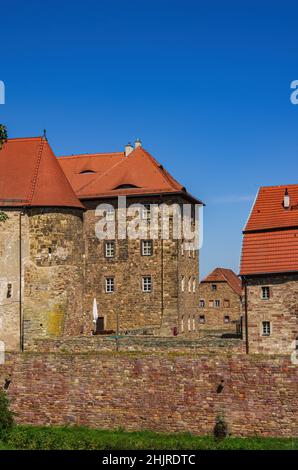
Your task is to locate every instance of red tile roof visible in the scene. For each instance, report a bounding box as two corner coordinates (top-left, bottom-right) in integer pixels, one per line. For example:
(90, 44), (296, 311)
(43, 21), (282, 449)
(0, 138), (83, 209)
(244, 184), (298, 231)
(201, 267), (242, 296)
(240, 184), (298, 275)
(240, 229), (298, 275)
(58, 146), (202, 203)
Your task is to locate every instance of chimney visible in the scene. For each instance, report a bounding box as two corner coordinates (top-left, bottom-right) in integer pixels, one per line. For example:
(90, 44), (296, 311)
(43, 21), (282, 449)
(125, 142), (134, 157)
(283, 188), (290, 209)
(135, 138), (142, 149)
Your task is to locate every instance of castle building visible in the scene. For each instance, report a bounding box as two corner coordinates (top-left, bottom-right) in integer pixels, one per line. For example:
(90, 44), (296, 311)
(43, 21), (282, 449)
(198, 267), (242, 331)
(0, 136), (202, 351)
(240, 185), (298, 354)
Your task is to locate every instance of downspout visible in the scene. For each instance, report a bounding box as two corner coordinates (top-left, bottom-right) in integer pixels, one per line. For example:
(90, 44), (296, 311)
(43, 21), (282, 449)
(243, 277), (249, 354)
(19, 210), (24, 352)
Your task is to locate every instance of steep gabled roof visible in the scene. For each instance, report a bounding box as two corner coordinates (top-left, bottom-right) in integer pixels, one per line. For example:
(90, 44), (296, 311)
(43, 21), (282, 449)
(201, 267), (242, 296)
(58, 146), (202, 203)
(0, 137), (83, 209)
(240, 184), (298, 275)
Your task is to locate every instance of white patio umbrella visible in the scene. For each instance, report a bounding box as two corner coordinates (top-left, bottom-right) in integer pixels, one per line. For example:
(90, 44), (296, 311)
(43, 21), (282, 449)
(92, 298), (99, 325)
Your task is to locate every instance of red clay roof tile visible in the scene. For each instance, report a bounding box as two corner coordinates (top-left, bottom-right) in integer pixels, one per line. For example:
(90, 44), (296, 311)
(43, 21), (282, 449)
(201, 267), (242, 296)
(0, 138), (83, 209)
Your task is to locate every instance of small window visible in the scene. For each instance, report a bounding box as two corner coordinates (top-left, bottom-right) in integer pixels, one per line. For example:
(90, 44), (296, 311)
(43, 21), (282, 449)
(7, 283), (12, 299)
(199, 315), (205, 324)
(192, 316), (196, 331)
(105, 241), (115, 258)
(105, 277), (115, 293)
(181, 243), (184, 256)
(142, 204), (151, 220)
(262, 286), (270, 300)
(181, 276), (185, 292)
(224, 315), (230, 323)
(212, 284), (217, 291)
(142, 240), (153, 256)
(192, 278), (196, 293)
(106, 207), (115, 221)
(209, 299), (214, 308)
(79, 170), (96, 175)
(187, 317), (191, 332)
(188, 250), (191, 258)
(181, 316), (184, 333)
(262, 321), (271, 336)
(199, 299), (205, 308)
(215, 299), (220, 308)
(224, 299), (230, 308)
(188, 277), (192, 292)
(142, 276), (152, 292)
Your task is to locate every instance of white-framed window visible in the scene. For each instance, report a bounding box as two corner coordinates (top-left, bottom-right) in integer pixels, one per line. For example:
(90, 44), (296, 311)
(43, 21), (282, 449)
(106, 207), (115, 221)
(211, 284), (217, 291)
(199, 299), (205, 308)
(142, 276), (152, 292)
(192, 278), (196, 293)
(209, 299), (214, 308)
(199, 315), (205, 324)
(224, 315), (230, 323)
(105, 277), (115, 293)
(142, 240), (153, 256)
(215, 299), (220, 308)
(181, 276), (185, 292)
(188, 277), (192, 292)
(262, 286), (270, 300)
(142, 204), (151, 220)
(105, 241), (115, 258)
(262, 321), (271, 336)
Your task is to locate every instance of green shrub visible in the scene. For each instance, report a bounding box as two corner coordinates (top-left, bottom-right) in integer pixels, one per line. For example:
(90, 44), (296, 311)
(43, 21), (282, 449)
(0, 390), (15, 437)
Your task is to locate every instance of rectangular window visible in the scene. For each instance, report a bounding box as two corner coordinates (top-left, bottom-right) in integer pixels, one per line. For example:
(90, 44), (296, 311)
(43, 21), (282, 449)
(199, 299), (205, 308)
(188, 277), (192, 292)
(181, 276), (185, 292)
(262, 321), (271, 336)
(224, 315), (230, 323)
(7, 283), (12, 299)
(212, 284), (217, 291)
(192, 278), (196, 293)
(142, 204), (151, 220)
(141, 240), (153, 256)
(224, 299), (230, 308)
(215, 299), (220, 308)
(105, 277), (115, 293)
(199, 315), (205, 324)
(105, 241), (115, 258)
(209, 299), (214, 308)
(262, 286), (270, 300)
(142, 276), (152, 292)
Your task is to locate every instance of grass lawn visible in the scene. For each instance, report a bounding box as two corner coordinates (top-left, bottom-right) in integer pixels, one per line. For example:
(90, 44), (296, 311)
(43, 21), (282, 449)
(0, 426), (297, 450)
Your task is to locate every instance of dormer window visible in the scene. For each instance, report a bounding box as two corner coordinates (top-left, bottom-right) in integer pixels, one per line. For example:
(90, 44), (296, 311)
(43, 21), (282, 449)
(113, 184), (140, 190)
(79, 170), (96, 174)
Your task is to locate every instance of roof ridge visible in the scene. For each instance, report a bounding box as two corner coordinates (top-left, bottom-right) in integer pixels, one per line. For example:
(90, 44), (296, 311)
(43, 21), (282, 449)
(26, 139), (46, 204)
(58, 152), (123, 160)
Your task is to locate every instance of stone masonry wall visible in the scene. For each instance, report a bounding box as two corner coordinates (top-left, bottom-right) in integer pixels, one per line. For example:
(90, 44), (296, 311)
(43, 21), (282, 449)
(83, 196), (198, 336)
(23, 208), (84, 345)
(245, 274), (298, 355)
(0, 210), (29, 351)
(198, 281), (241, 331)
(0, 352), (297, 437)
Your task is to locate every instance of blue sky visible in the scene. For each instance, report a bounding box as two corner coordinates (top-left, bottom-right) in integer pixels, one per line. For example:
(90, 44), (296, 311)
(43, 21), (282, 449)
(1, 0), (298, 277)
